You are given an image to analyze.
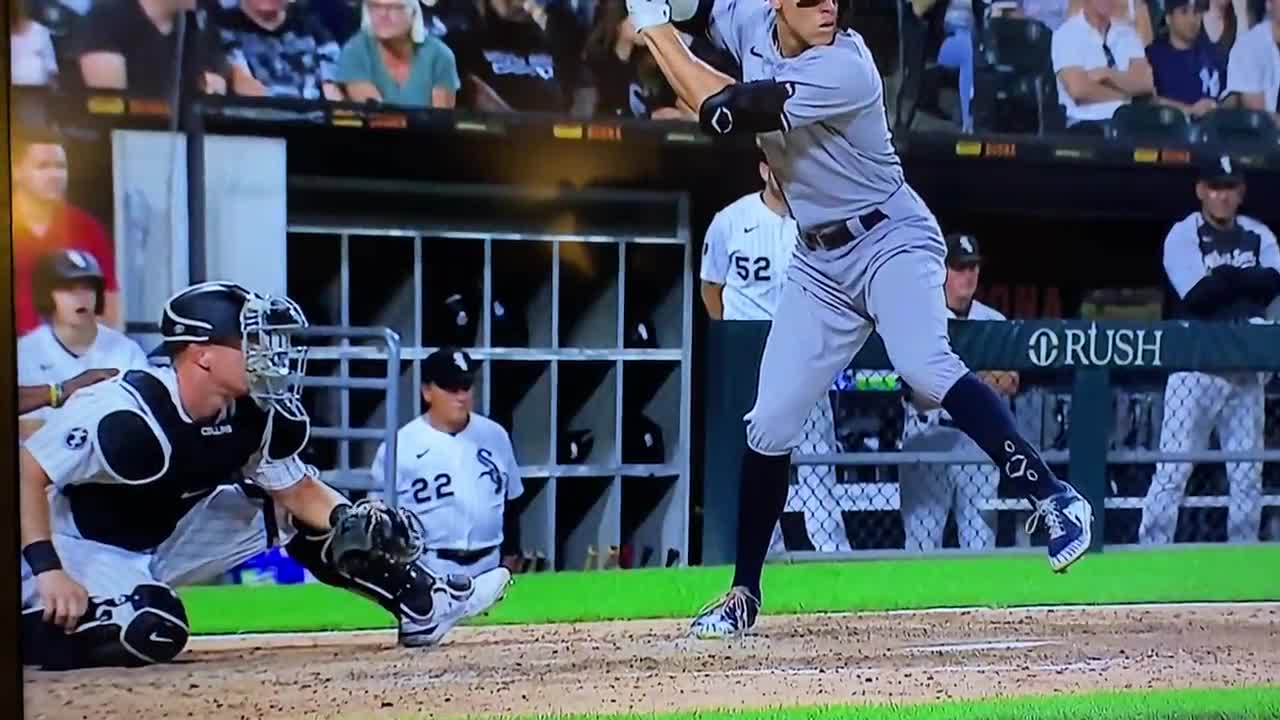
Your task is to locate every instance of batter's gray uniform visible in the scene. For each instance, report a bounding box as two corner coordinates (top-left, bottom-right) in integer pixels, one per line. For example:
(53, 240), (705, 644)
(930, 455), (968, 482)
(707, 1), (969, 456)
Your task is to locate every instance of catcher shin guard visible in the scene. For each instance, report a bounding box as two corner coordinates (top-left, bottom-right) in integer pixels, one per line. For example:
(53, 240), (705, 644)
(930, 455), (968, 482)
(286, 515), (436, 623)
(21, 584), (190, 670)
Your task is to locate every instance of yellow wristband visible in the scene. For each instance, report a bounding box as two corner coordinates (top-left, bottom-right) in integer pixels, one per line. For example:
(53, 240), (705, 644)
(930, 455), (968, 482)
(49, 383), (62, 408)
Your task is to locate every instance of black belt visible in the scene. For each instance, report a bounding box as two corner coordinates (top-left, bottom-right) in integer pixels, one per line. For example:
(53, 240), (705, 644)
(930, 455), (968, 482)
(801, 208), (889, 252)
(434, 547), (497, 565)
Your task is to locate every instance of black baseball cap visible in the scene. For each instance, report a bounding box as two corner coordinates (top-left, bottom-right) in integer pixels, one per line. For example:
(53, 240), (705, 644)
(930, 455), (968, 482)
(945, 233), (982, 266)
(1165, 0), (1209, 12)
(1199, 152), (1245, 187)
(422, 347), (476, 391)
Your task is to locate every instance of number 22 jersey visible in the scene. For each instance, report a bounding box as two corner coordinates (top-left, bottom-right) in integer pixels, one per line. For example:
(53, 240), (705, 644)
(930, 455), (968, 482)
(371, 412), (524, 552)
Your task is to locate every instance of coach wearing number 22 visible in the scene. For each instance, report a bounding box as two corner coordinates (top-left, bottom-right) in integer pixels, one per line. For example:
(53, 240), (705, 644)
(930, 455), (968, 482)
(371, 348), (526, 582)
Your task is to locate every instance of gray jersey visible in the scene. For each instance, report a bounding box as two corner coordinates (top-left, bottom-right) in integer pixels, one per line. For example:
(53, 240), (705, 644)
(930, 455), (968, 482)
(708, 0), (906, 233)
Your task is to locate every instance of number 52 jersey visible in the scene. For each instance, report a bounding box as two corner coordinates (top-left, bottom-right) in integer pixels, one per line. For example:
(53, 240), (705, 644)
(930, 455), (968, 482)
(370, 413), (525, 552)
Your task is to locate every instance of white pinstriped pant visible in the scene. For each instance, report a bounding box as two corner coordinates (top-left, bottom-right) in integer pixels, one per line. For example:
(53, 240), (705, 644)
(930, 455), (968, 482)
(20, 485), (292, 609)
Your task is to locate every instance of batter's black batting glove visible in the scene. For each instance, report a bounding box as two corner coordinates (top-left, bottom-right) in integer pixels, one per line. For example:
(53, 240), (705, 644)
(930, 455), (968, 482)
(326, 499), (426, 575)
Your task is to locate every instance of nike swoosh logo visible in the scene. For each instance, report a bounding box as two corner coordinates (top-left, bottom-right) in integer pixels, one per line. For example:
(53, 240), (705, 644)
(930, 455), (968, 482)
(744, 225), (759, 233)
(180, 490), (208, 499)
(416, 448), (431, 459)
(749, 46), (763, 59)
(149, 632), (173, 643)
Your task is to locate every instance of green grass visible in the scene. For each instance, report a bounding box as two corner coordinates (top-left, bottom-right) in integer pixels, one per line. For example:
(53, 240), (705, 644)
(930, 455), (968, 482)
(178, 544), (1280, 635)
(449, 686), (1280, 720)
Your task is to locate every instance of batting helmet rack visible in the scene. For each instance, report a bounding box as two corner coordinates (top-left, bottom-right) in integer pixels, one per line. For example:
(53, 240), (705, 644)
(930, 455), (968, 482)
(293, 324), (403, 509)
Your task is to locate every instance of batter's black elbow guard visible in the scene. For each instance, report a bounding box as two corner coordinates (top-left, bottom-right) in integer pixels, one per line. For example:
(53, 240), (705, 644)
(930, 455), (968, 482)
(699, 81), (790, 136)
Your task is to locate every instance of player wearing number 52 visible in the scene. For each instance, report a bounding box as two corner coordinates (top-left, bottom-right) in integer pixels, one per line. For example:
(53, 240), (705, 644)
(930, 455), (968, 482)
(699, 155), (799, 321)
(369, 347), (525, 644)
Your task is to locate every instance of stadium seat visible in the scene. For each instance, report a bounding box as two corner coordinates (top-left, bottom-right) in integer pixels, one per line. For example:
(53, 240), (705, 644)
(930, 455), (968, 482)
(972, 17), (1064, 135)
(1104, 103), (1194, 143)
(1192, 108), (1280, 146)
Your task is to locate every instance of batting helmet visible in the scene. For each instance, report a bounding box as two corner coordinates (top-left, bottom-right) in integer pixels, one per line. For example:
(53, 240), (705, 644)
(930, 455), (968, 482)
(32, 249), (106, 319)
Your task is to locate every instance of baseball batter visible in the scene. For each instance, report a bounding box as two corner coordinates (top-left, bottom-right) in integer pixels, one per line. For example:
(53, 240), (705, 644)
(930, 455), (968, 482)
(17, 250), (150, 439)
(624, 0), (1094, 638)
(699, 156), (851, 553)
(18, 281), (508, 669)
(899, 234), (1016, 551)
(371, 347), (524, 607)
(1141, 154), (1279, 545)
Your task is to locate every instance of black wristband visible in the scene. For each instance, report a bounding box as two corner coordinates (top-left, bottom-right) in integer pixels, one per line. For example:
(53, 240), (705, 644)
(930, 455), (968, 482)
(22, 540), (62, 575)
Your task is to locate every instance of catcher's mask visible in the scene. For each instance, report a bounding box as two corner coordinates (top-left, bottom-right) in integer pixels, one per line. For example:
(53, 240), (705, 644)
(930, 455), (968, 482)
(154, 281), (311, 420)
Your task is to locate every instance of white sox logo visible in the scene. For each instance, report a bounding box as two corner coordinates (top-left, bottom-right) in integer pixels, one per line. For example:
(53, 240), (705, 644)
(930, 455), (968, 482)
(1027, 323), (1163, 368)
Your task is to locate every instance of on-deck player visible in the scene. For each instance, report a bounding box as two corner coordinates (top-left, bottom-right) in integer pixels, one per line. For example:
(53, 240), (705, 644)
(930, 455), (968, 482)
(898, 234), (1017, 552)
(17, 249), (151, 441)
(624, 0), (1094, 638)
(1141, 154), (1279, 545)
(700, 155), (851, 553)
(19, 281), (508, 669)
(370, 347), (524, 645)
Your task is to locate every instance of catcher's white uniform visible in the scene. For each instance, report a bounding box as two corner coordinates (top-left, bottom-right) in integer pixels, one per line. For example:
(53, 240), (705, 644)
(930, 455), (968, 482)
(701, 190), (850, 552)
(898, 299), (1007, 550)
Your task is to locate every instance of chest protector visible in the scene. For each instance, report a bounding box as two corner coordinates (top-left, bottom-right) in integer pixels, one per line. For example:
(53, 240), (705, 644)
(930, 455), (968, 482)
(65, 371), (282, 552)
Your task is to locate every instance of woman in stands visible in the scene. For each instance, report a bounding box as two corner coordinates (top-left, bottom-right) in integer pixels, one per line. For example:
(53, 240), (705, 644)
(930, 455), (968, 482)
(336, 0), (462, 108)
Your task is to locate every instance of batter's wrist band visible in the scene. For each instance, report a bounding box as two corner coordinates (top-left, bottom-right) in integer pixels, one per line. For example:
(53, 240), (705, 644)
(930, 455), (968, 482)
(22, 540), (63, 575)
(49, 383), (63, 408)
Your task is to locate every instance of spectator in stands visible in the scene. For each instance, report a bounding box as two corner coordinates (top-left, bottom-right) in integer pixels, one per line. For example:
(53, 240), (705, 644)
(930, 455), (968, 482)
(1052, 0), (1154, 133)
(443, 0), (590, 114)
(74, 0), (228, 96)
(911, 0), (976, 132)
(220, 0), (345, 100)
(1201, 0), (1246, 61)
(336, 0), (461, 107)
(11, 2), (59, 87)
(580, 0), (691, 119)
(1068, 0), (1154, 46)
(1147, 0), (1225, 117)
(11, 131), (121, 336)
(1224, 0), (1280, 124)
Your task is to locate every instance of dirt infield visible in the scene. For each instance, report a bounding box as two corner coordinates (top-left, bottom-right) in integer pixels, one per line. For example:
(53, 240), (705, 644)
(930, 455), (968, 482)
(24, 603), (1280, 720)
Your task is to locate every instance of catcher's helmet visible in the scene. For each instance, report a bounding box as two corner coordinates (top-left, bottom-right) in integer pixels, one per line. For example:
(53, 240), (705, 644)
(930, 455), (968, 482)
(32, 249), (106, 319)
(152, 280), (311, 419)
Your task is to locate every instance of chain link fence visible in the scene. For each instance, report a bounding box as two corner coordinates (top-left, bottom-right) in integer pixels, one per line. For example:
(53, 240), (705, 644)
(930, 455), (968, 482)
(772, 368), (1280, 556)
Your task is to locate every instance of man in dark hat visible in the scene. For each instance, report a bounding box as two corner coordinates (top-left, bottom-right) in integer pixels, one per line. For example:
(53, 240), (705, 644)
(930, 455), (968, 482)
(899, 233), (1017, 552)
(16, 249), (150, 439)
(369, 346), (525, 646)
(1143, 153), (1280, 545)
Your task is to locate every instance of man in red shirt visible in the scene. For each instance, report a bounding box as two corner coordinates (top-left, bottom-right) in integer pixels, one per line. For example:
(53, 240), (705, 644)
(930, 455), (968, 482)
(12, 132), (120, 336)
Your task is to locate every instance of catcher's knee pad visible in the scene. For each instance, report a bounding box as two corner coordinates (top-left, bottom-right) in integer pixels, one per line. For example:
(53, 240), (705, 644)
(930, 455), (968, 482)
(22, 583), (190, 670)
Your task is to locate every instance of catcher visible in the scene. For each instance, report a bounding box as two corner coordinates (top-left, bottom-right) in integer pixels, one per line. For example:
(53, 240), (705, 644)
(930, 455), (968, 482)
(19, 281), (508, 670)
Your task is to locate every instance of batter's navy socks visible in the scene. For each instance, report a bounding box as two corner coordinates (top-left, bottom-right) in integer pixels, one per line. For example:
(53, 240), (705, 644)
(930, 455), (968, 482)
(942, 372), (1093, 571)
(730, 447), (791, 601)
(940, 372), (1068, 500)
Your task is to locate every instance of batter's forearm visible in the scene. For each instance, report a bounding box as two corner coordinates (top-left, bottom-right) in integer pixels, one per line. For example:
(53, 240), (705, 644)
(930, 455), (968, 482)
(20, 449), (55, 547)
(640, 24), (733, 118)
(271, 476), (348, 531)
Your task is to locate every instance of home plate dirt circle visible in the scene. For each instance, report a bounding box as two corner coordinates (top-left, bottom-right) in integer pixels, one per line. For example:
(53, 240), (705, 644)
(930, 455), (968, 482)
(24, 603), (1280, 720)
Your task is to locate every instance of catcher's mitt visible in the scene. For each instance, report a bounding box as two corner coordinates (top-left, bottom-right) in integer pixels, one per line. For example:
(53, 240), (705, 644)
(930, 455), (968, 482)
(326, 499), (426, 575)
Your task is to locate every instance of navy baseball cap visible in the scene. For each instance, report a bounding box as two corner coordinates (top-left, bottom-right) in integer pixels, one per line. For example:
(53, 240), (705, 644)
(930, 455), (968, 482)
(422, 347), (476, 390)
(1199, 153), (1244, 186)
(1165, 0), (1209, 12)
(945, 233), (982, 266)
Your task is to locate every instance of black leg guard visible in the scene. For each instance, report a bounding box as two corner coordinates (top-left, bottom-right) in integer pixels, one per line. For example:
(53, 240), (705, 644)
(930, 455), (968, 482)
(285, 522), (439, 622)
(22, 584), (190, 671)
